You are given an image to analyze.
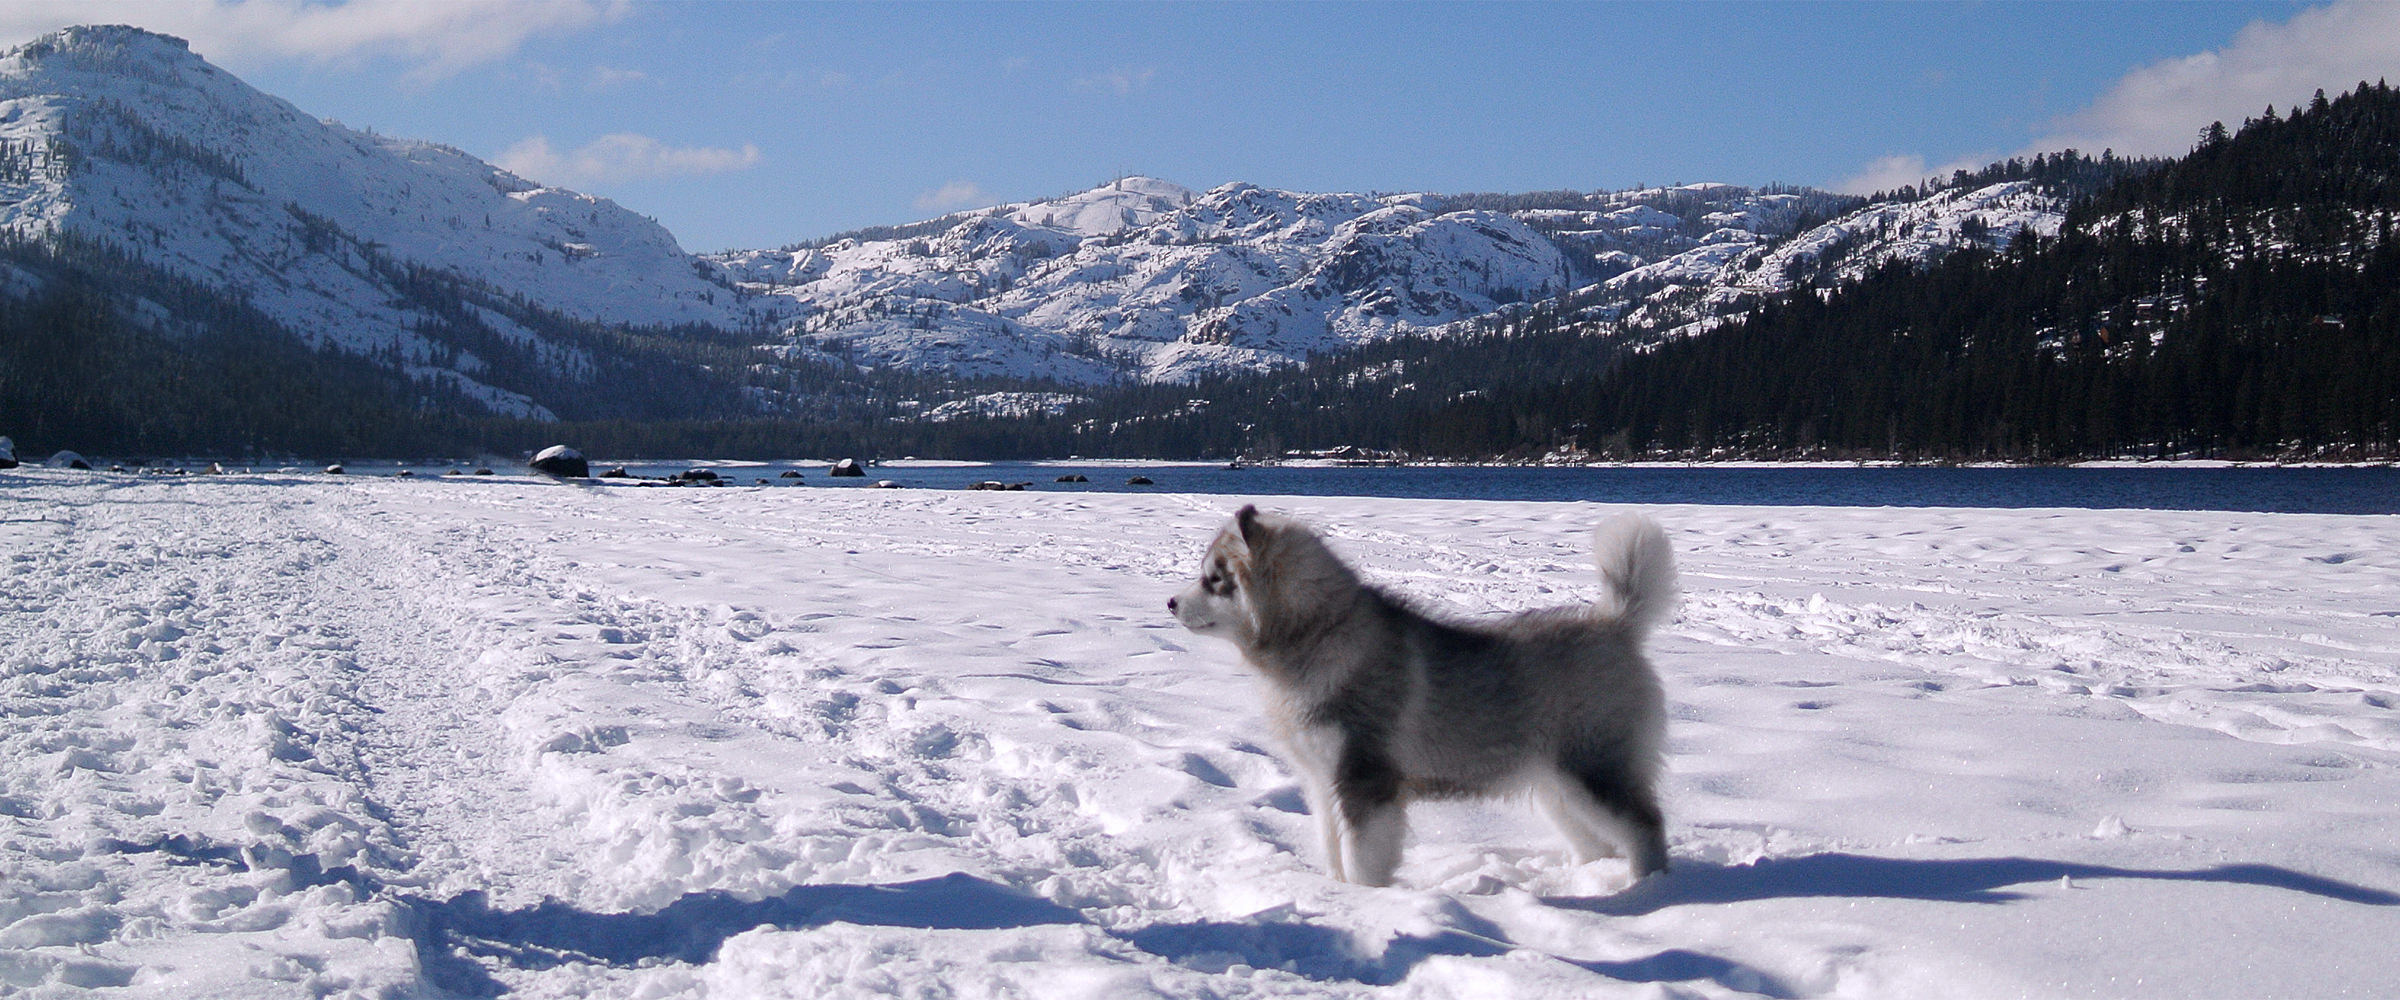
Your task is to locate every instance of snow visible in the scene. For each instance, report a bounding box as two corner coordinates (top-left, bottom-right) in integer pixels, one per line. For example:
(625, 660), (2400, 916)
(1609, 182), (2069, 338)
(0, 26), (765, 413)
(706, 176), (2011, 386)
(916, 392), (1089, 423)
(4, 468), (2396, 997)
(712, 180), (1576, 384)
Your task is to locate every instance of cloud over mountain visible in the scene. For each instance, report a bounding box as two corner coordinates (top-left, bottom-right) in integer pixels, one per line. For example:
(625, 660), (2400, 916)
(2025, 0), (2400, 157)
(0, 0), (622, 80)
(496, 133), (764, 186)
(1833, 0), (2400, 193)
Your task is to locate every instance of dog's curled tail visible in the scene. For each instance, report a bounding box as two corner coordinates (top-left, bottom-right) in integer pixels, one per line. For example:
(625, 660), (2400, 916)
(1592, 513), (1677, 636)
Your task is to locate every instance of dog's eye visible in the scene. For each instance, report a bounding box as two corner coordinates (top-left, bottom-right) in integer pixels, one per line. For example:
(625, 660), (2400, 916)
(1202, 571), (1235, 596)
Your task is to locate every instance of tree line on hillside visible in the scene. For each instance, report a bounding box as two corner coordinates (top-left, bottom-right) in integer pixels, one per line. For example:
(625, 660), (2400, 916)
(1546, 82), (2400, 460)
(987, 83), (2400, 463)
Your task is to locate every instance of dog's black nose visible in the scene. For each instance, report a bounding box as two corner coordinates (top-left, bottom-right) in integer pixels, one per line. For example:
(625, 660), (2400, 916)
(1166, 596), (1178, 612)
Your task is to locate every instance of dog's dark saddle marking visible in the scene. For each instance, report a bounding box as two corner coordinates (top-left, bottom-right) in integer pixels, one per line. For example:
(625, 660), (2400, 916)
(1333, 738), (1403, 827)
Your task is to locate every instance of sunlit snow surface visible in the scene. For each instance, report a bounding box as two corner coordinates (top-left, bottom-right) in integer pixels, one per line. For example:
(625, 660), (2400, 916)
(3, 470), (2396, 997)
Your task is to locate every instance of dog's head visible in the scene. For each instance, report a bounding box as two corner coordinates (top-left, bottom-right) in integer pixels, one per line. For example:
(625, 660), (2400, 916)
(1169, 505), (1352, 648)
(1168, 504), (1266, 644)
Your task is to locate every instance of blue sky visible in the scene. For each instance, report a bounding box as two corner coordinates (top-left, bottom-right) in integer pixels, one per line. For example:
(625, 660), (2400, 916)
(8, 1), (2397, 252)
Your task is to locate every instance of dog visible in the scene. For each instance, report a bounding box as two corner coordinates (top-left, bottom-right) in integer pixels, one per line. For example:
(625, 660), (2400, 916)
(1169, 505), (1674, 887)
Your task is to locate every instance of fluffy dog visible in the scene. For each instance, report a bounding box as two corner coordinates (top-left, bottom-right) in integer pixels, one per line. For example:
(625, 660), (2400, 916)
(1169, 506), (1674, 887)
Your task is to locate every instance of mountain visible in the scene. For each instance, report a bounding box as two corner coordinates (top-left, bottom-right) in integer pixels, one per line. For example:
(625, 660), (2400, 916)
(716, 179), (1899, 384)
(1590, 179), (2066, 337)
(716, 178), (1567, 383)
(0, 25), (773, 420)
(0, 25), (2063, 402)
(2, 23), (2215, 461)
(995, 86), (2396, 463)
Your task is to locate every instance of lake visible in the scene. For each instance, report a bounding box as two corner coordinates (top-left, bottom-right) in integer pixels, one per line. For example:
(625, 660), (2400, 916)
(597, 461), (2400, 515)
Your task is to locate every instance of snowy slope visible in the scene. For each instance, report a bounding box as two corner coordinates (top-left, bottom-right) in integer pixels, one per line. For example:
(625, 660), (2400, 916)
(716, 179), (1579, 383)
(715, 177), (2052, 385)
(1601, 182), (2069, 338)
(4, 468), (2396, 997)
(0, 26), (767, 416)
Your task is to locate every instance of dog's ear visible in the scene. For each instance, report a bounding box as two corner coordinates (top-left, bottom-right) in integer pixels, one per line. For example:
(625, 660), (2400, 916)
(1234, 504), (1267, 549)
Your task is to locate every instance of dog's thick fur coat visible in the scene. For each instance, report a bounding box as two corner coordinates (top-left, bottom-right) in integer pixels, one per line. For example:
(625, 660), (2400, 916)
(1170, 506), (1674, 886)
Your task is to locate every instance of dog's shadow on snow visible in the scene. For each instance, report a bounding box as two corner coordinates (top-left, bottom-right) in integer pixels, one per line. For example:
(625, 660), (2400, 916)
(1123, 917), (1803, 996)
(1551, 852), (2400, 917)
(402, 869), (1804, 997)
(120, 834), (2398, 997)
(401, 873), (1082, 996)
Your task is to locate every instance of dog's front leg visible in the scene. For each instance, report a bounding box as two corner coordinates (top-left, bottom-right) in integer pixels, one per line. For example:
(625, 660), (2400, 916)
(1306, 777), (1348, 882)
(1341, 800), (1406, 887)
(1284, 724), (1350, 881)
(1334, 738), (1407, 887)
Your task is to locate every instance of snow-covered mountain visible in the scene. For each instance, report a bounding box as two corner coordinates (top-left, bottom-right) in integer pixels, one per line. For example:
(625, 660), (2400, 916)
(0, 25), (767, 418)
(714, 176), (2065, 384)
(715, 179), (1570, 383)
(1589, 180), (2067, 339)
(0, 24), (2073, 407)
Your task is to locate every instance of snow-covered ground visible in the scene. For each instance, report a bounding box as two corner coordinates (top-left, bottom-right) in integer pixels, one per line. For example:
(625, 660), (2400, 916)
(3, 470), (2396, 998)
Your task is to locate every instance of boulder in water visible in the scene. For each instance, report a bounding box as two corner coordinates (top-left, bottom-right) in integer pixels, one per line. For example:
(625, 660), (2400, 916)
(830, 458), (866, 477)
(529, 445), (590, 479)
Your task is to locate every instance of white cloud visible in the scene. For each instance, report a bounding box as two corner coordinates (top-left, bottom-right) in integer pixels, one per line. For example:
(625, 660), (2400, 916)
(914, 181), (988, 212)
(1076, 65), (1155, 97)
(0, 0), (625, 82)
(1830, 152), (1999, 197)
(587, 65), (648, 90)
(2025, 0), (2400, 158)
(522, 62), (566, 92)
(1831, 0), (2400, 192)
(495, 133), (762, 187)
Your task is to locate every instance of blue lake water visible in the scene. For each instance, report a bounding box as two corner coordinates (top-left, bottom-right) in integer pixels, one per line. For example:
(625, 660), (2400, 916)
(602, 461), (2400, 515)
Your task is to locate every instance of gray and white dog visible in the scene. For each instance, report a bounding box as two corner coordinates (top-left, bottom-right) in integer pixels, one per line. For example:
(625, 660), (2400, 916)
(1169, 506), (1674, 887)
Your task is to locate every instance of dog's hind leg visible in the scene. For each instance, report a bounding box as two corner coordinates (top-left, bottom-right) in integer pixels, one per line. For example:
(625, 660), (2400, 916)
(1535, 770), (1618, 862)
(1549, 760), (1669, 877)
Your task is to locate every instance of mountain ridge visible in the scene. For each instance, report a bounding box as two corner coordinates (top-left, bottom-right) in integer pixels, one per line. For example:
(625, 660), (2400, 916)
(0, 23), (2178, 457)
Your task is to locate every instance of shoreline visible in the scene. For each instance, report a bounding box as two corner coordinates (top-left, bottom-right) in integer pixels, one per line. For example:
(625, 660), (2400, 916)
(19, 453), (2397, 473)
